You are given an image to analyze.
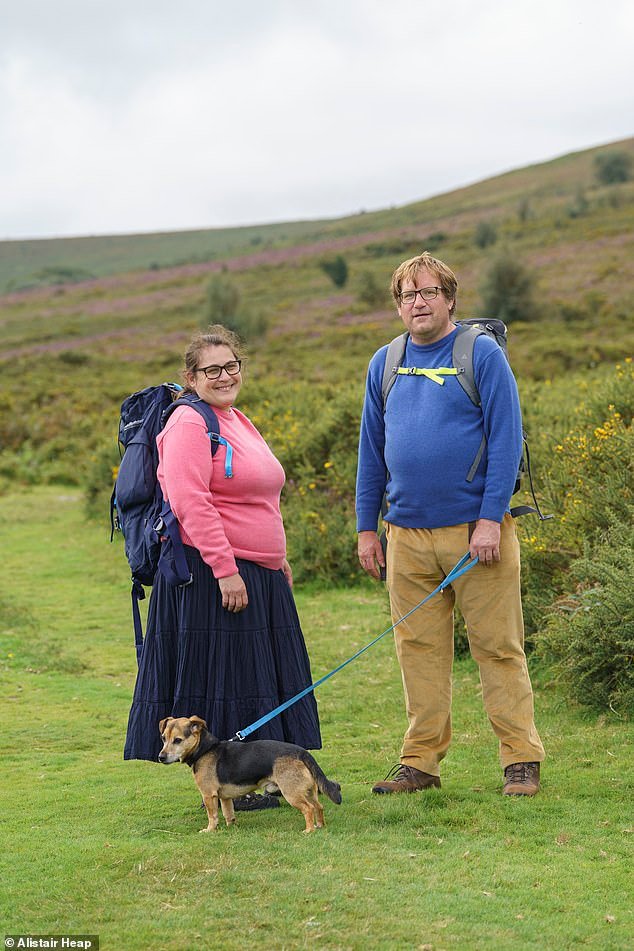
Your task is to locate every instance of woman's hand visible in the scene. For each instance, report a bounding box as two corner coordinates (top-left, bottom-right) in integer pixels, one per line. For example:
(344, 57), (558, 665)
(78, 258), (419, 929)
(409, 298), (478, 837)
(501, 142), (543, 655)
(218, 572), (248, 612)
(282, 558), (293, 588)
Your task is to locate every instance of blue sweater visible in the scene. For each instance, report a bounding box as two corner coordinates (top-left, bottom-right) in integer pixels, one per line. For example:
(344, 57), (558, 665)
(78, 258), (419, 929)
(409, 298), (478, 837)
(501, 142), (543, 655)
(355, 327), (523, 531)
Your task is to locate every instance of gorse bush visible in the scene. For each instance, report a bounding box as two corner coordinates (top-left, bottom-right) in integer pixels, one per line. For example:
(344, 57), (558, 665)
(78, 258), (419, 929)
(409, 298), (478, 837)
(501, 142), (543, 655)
(566, 188), (589, 219)
(479, 254), (537, 324)
(320, 255), (349, 288)
(474, 220), (498, 248)
(246, 381), (362, 584)
(204, 273), (240, 324)
(357, 270), (387, 309)
(517, 359), (634, 637)
(224, 309), (270, 345)
(517, 198), (532, 223)
(537, 517), (634, 716)
(594, 150), (633, 185)
(201, 274), (269, 344)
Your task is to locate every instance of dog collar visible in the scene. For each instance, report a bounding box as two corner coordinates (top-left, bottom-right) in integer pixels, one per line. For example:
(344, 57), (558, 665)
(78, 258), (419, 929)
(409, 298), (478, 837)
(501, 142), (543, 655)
(184, 731), (218, 768)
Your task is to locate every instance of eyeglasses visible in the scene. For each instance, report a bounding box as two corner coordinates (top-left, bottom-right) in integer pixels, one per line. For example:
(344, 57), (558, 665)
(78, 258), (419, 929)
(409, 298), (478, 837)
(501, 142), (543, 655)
(194, 360), (242, 380)
(399, 286), (441, 305)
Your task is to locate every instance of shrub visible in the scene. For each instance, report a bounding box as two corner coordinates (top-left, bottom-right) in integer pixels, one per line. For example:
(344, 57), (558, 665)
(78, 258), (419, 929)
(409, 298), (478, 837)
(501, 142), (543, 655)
(203, 273), (240, 324)
(424, 232), (447, 252)
(319, 255), (349, 288)
(479, 254), (537, 323)
(357, 270), (387, 309)
(566, 188), (589, 219)
(536, 518), (634, 716)
(280, 386), (361, 584)
(517, 359), (634, 634)
(474, 221), (498, 249)
(202, 273), (269, 344)
(363, 239), (410, 258)
(224, 309), (269, 345)
(517, 199), (532, 223)
(594, 150), (633, 185)
(241, 380), (363, 585)
(6, 266), (96, 292)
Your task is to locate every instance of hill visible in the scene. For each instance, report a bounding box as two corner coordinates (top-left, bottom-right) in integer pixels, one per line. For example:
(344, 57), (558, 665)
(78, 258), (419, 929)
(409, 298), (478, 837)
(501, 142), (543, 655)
(1, 135), (633, 296)
(0, 136), (632, 716)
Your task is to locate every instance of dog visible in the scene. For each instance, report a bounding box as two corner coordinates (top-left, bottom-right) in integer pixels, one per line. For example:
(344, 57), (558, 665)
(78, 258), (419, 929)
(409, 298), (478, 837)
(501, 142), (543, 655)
(158, 715), (342, 833)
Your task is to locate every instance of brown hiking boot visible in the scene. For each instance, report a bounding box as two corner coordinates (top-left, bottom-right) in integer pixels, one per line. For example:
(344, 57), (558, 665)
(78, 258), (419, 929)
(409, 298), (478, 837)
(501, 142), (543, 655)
(503, 761), (540, 796)
(372, 763), (441, 794)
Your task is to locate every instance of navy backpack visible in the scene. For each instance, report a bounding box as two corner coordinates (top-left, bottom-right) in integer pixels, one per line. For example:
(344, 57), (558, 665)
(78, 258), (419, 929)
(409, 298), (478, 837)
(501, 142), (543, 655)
(110, 384), (233, 662)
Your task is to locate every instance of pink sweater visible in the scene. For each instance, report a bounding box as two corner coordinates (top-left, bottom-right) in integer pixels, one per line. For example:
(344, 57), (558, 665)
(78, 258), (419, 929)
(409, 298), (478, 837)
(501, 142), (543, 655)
(157, 404), (287, 578)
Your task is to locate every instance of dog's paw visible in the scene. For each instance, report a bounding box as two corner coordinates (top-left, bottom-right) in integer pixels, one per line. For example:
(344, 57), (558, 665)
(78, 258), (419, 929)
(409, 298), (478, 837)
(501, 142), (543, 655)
(199, 826), (216, 833)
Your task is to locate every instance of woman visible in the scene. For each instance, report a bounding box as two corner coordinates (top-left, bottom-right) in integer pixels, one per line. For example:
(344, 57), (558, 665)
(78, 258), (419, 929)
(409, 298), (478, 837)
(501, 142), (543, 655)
(124, 326), (321, 808)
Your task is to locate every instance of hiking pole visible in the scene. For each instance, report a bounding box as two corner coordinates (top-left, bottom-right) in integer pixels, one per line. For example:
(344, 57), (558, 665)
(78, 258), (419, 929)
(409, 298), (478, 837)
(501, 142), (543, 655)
(233, 551), (479, 741)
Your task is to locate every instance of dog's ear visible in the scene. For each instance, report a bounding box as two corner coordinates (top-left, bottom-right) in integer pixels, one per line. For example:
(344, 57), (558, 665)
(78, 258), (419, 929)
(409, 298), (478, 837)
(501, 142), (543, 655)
(189, 716), (207, 732)
(159, 717), (171, 734)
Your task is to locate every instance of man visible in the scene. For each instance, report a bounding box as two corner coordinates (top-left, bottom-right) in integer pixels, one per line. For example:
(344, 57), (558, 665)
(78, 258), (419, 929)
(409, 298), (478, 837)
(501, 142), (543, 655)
(356, 251), (544, 796)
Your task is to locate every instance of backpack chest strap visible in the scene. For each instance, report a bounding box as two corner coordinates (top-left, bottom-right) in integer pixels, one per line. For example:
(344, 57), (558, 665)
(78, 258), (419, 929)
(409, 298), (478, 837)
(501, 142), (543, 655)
(396, 366), (460, 386)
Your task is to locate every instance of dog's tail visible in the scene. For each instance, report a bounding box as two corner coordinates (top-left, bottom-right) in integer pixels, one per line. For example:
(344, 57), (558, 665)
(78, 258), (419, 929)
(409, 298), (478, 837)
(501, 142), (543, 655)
(301, 752), (342, 804)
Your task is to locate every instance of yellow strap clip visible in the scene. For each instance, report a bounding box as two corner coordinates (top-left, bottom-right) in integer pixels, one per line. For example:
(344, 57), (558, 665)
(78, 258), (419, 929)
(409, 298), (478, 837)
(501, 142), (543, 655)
(396, 366), (459, 386)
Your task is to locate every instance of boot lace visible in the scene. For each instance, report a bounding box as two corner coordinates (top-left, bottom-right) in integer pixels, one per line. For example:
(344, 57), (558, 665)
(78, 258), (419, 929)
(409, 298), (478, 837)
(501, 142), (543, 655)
(382, 763), (417, 781)
(505, 762), (538, 782)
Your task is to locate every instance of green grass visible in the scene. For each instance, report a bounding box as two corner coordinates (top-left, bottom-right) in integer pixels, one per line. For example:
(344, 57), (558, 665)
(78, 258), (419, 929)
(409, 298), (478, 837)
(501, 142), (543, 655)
(1, 487), (632, 949)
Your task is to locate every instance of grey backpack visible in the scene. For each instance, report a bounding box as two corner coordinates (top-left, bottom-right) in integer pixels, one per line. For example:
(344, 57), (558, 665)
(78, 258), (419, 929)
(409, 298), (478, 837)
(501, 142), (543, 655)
(380, 318), (550, 520)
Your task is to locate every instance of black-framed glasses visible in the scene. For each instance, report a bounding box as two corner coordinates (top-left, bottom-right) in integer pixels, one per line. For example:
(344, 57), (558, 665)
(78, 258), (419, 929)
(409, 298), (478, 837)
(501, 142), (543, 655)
(194, 360), (242, 380)
(399, 286), (441, 305)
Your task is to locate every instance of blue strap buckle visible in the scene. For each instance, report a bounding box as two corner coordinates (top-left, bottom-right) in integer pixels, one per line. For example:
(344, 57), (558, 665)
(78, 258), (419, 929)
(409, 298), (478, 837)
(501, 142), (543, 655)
(209, 433), (233, 478)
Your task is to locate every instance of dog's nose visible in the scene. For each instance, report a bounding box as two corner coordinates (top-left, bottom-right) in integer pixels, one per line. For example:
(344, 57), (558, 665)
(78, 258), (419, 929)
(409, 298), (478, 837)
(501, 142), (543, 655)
(158, 752), (166, 762)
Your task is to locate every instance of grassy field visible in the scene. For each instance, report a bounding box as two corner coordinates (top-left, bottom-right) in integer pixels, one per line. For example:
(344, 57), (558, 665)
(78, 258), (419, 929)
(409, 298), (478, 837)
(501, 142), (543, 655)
(1, 487), (632, 950)
(1, 138), (633, 948)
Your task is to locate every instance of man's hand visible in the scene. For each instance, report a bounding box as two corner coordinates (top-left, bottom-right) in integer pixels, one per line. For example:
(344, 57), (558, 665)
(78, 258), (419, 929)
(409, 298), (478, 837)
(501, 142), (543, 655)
(218, 572), (248, 611)
(470, 518), (501, 565)
(358, 530), (386, 580)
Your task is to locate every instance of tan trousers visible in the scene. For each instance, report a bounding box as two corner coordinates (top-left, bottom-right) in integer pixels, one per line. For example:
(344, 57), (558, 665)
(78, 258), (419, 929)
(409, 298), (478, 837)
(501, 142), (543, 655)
(385, 515), (545, 775)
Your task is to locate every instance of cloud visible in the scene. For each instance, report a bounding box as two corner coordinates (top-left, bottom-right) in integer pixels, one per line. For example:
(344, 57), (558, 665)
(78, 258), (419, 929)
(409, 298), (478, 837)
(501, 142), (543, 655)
(1, 0), (633, 238)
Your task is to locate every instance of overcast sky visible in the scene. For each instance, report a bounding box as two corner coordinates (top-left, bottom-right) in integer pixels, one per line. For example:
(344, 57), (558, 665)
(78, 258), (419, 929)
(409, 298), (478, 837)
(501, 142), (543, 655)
(1, 0), (632, 240)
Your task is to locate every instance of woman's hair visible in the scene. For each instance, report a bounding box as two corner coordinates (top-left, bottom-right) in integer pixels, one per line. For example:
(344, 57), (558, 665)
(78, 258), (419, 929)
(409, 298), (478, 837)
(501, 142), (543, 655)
(180, 324), (245, 394)
(390, 251), (458, 315)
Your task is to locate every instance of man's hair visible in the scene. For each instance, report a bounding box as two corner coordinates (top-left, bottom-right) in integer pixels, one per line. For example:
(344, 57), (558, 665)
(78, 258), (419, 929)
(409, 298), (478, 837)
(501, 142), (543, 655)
(390, 251), (458, 314)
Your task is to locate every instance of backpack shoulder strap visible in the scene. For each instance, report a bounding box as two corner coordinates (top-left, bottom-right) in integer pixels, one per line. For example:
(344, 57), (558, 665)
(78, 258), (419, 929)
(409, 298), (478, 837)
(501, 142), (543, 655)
(184, 397), (221, 445)
(162, 394), (220, 455)
(381, 332), (409, 409)
(452, 324), (482, 407)
(164, 395), (235, 478)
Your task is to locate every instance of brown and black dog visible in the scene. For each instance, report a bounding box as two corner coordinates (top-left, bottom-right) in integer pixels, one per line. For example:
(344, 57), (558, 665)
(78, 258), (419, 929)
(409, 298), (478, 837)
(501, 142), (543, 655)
(158, 715), (342, 833)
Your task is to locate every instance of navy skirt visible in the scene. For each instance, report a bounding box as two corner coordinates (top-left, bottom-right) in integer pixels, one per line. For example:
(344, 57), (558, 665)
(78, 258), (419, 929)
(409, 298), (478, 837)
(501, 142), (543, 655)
(124, 548), (321, 761)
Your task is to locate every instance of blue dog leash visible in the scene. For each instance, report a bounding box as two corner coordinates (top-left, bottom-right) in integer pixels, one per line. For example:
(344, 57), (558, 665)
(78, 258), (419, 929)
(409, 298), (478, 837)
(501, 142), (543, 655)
(233, 551), (479, 741)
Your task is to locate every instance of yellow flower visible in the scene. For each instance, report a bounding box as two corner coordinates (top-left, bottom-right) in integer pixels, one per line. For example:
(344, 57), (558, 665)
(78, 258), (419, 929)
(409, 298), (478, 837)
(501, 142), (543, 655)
(324, 461), (334, 469)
